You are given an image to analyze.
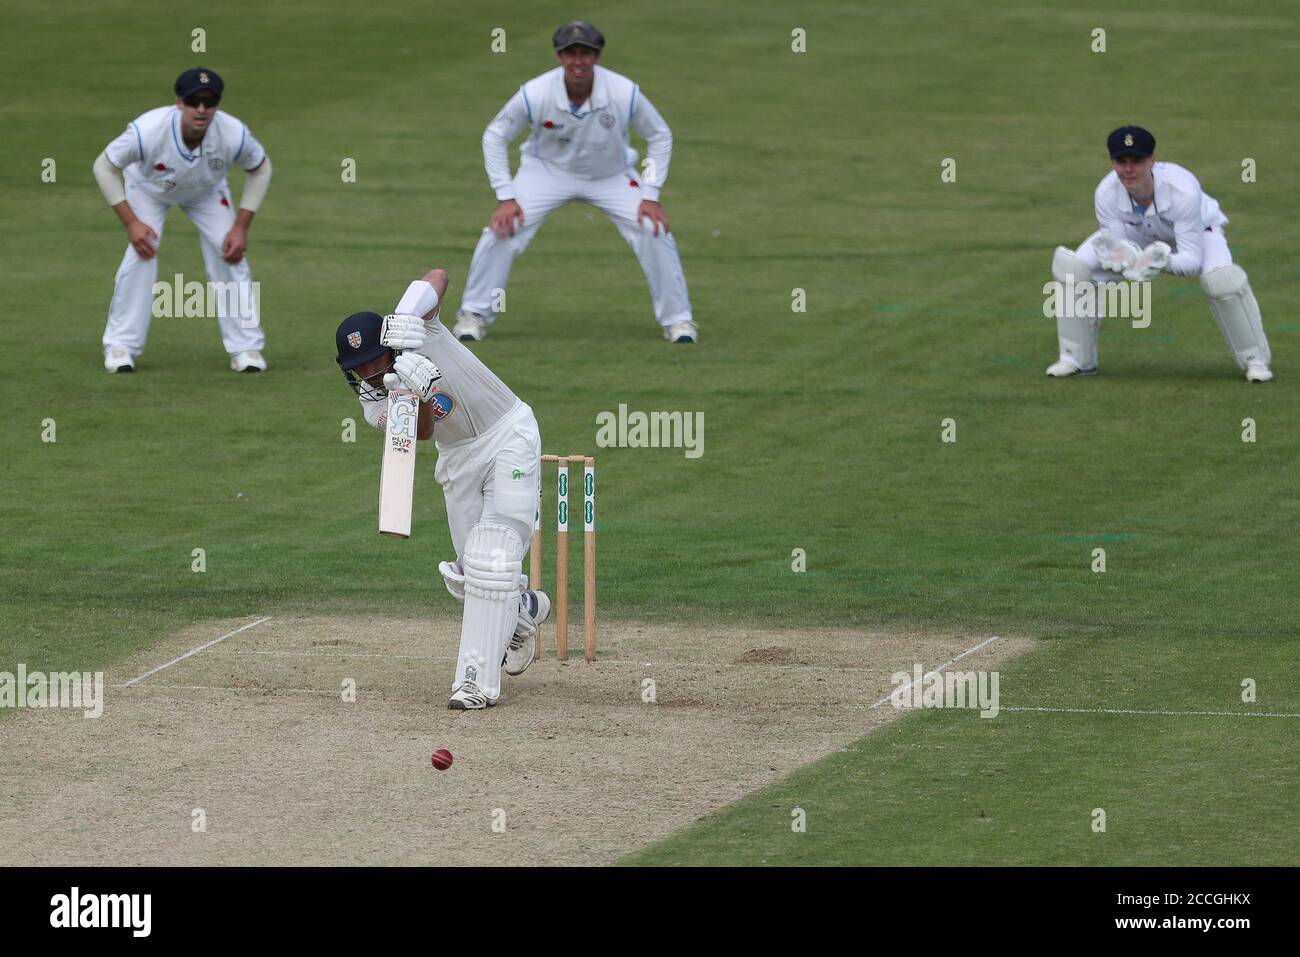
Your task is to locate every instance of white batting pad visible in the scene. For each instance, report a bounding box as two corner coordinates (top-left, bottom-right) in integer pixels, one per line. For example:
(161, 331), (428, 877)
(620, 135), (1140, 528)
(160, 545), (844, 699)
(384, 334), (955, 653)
(1051, 246), (1102, 371)
(1201, 265), (1271, 370)
(453, 524), (524, 700)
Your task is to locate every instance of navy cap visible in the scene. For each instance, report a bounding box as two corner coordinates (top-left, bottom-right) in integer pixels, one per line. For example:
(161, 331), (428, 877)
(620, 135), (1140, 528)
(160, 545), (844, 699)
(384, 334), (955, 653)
(1108, 126), (1155, 159)
(175, 67), (224, 100)
(553, 20), (604, 51)
(336, 312), (389, 370)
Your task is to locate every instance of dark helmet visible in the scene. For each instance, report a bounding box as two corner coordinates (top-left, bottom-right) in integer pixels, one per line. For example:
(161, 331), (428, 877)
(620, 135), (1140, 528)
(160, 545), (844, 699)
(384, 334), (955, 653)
(335, 311), (392, 397)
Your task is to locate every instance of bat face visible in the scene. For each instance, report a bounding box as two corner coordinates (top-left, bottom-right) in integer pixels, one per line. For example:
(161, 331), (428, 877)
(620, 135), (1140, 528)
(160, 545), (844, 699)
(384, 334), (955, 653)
(378, 389), (419, 538)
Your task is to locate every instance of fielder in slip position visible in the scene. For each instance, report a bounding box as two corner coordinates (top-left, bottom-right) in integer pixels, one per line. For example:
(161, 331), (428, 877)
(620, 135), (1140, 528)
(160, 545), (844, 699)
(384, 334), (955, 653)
(1047, 126), (1273, 383)
(94, 68), (272, 374)
(453, 20), (696, 344)
(334, 269), (551, 711)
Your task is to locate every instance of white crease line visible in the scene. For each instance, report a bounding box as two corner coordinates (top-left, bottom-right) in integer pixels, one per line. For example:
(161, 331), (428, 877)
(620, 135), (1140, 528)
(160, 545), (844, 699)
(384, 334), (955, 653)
(868, 636), (1001, 709)
(200, 648), (974, 672)
(113, 683), (338, 696)
(121, 616), (273, 687)
(1001, 706), (1300, 719)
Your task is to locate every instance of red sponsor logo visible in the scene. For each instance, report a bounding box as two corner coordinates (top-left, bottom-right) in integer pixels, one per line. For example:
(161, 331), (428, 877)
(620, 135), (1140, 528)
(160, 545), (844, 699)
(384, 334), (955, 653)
(544, 121), (555, 128)
(155, 163), (168, 172)
(629, 179), (639, 187)
(219, 197), (230, 207)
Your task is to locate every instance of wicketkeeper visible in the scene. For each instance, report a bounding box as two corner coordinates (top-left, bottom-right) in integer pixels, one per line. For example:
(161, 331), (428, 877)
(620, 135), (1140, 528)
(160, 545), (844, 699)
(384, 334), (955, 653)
(334, 268), (550, 710)
(1047, 126), (1273, 382)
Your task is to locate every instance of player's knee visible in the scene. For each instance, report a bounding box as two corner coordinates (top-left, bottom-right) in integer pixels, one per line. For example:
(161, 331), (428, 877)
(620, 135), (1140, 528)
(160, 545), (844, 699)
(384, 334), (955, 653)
(1201, 263), (1247, 298)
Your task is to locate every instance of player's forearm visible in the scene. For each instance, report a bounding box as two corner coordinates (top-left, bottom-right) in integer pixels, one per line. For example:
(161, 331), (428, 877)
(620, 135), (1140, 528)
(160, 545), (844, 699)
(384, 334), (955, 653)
(632, 97), (673, 200)
(109, 200), (140, 228)
(483, 128), (515, 199)
(417, 400), (435, 440)
(92, 149), (127, 206)
(1166, 244), (1202, 276)
(483, 94), (528, 199)
(238, 156), (272, 214)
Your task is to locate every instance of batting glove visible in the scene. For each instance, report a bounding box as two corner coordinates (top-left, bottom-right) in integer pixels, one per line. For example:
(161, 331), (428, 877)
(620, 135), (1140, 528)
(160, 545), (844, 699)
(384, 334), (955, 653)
(380, 313), (427, 351)
(383, 352), (443, 402)
(1123, 241), (1171, 282)
(1092, 234), (1142, 274)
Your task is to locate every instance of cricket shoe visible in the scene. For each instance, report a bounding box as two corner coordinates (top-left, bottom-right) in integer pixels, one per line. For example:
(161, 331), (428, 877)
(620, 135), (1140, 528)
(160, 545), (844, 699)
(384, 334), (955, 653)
(104, 347), (135, 373)
(504, 590), (551, 677)
(230, 350), (267, 373)
(453, 310), (489, 342)
(1045, 359), (1096, 378)
(1245, 362), (1273, 383)
(664, 320), (698, 343)
(448, 680), (496, 710)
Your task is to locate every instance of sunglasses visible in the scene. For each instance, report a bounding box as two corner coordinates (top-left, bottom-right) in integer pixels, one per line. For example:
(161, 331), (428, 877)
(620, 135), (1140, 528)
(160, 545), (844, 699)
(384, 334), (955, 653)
(183, 94), (220, 108)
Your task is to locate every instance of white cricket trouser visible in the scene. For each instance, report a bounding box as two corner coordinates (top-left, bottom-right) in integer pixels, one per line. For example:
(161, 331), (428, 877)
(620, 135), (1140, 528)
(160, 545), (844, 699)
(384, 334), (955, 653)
(102, 181), (266, 357)
(1075, 225), (1233, 280)
(460, 155), (692, 329)
(434, 401), (542, 698)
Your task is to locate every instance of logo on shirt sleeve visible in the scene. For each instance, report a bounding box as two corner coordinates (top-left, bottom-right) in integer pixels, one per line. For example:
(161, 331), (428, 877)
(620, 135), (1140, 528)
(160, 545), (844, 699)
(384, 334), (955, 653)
(429, 392), (455, 419)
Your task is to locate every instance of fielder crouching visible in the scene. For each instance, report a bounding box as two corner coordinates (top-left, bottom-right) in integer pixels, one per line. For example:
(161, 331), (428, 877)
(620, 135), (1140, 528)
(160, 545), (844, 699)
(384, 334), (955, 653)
(1047, 126), (1273, 383)
(334, 268), (550, 710)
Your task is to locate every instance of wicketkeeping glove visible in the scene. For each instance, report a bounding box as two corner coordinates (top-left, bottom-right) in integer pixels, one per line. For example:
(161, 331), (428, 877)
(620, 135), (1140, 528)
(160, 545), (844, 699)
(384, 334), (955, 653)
(380, 313), (426, 351)
(1091, 234), (1142, 275)
(1123, 241), (1171, 282)
(383, 352), (443, 402)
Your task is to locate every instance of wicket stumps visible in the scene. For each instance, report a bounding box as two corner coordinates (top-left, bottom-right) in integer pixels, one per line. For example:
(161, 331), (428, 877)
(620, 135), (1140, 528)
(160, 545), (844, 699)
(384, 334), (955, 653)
(531, 455), (596, 661)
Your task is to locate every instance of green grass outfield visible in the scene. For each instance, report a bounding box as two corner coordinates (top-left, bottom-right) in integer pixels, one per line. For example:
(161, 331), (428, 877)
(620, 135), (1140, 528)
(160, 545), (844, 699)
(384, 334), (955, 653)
(2, 0), (1297, 864)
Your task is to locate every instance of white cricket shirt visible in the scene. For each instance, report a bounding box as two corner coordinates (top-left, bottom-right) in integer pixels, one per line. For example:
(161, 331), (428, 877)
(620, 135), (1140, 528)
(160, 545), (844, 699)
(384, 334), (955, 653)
(482, 65), (674, 200)
(104, 106), (266, 206)
(1094, 161), (1229, 276)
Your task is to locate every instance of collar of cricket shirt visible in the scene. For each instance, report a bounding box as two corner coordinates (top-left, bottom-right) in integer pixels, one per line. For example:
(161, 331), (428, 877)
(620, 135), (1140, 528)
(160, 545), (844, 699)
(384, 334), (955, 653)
(554, 65), (609, 119)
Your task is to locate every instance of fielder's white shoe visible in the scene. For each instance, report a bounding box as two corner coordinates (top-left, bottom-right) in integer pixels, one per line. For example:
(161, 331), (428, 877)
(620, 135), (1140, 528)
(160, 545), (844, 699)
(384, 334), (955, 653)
(104, 347), (135, 373)
(230, 350), (267, 373)
(505, 590), (551, 677)
(1045, 359), (1095, 378)
(448, 680), (495, 711)
(1245, 362), (1273, 383)
(664, 320), (698, 343)
(453, 310), (489, 342)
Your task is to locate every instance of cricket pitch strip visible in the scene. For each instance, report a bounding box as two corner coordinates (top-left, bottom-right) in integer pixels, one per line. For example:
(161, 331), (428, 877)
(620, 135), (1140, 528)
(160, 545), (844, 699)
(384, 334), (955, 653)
(0, 616), (1035, 865)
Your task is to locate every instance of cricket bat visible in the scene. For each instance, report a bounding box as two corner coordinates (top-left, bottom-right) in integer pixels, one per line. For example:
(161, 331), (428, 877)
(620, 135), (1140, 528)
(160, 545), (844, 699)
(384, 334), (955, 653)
(379, 388), (419, 537)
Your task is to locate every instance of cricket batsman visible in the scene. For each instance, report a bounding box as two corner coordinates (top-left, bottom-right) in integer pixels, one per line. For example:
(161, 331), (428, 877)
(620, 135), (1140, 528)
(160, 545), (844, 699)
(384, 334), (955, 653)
(453, 20), (697, 344)
(94, 68), (271, 373)
(334, 268), (550, 710)
(1047, 126), (1273, 382)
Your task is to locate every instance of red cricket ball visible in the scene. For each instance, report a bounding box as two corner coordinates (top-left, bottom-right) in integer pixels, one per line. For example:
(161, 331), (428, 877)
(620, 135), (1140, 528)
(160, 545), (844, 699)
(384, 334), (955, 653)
(431, 748), (453, 770)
